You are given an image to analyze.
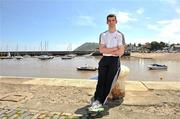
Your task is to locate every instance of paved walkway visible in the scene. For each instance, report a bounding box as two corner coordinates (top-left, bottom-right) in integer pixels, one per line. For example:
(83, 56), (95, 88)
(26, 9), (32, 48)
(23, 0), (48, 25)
(0, 107), (80, 119)
(0, 76), (180, 119)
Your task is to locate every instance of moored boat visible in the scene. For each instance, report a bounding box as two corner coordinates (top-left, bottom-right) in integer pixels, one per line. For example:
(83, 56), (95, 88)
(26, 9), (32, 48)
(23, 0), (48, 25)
(38, 55), (54, 60)
(0, 52), (13, 59)
(61, 55), (73, 59)
(77, 66), (97, 71)
(0, 56), (13, 59)
(14, 56), (23, 60)
(148, 64), (167, 70)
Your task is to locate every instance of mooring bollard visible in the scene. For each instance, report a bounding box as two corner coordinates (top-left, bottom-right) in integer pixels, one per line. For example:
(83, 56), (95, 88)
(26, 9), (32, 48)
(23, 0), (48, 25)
(108, 65), (130, 100)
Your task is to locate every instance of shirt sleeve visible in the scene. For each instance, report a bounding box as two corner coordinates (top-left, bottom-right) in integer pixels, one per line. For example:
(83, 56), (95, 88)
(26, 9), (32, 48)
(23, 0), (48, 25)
(99, 33), (105, 45)
(118, 33), (125, 46)
(122, 34), (125, 45)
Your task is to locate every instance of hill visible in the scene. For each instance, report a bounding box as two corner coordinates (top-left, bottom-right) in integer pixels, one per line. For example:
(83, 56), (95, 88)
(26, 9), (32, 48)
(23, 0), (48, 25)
(74, 42), (99, 51)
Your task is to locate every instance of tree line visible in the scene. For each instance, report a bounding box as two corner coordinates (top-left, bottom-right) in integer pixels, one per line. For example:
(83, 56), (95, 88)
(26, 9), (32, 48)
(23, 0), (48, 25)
(127, 41), (179, 51)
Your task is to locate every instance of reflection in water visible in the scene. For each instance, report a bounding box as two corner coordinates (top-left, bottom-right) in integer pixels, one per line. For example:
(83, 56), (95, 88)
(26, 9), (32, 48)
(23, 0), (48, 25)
(0, 56), (179, 81)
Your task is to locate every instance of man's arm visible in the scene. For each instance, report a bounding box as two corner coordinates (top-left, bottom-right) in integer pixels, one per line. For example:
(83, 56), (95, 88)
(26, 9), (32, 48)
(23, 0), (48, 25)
(112, 45), (125, 56)
(99, 44), (118, 54)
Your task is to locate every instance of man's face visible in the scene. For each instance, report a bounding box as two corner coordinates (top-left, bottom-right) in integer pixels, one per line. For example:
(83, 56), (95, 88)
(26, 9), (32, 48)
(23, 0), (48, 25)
(107, 17), (117, 27)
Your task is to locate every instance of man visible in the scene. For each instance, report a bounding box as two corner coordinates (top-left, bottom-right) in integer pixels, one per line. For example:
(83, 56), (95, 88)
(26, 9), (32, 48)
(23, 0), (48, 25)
(88, 14), (125, 112)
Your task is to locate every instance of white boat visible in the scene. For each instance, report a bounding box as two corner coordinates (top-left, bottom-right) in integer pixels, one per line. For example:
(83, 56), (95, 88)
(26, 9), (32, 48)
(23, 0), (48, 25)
(14, 44), (23, 60)
(148, 64), (167, 70)
(77, 63), (98, 71)
(0, 56), (13, 59)
(61, 55), (73, 59)
(37, 41), (54, 60)
(0, 52), (13, 59)
(14, 56), (23, 60)
(23, 55), (31, 58)
(61, 53), (76, 60)
(38, 55), (54, 60)
(77, 66), (97, 71)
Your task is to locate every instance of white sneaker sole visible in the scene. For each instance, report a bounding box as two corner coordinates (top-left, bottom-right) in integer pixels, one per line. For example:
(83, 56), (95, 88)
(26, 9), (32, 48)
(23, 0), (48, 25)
(88, 107), (104, 112)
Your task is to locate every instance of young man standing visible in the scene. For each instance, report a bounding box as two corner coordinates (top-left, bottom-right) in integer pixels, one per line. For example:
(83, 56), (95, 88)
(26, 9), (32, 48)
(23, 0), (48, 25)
(88, 14), (125, 111)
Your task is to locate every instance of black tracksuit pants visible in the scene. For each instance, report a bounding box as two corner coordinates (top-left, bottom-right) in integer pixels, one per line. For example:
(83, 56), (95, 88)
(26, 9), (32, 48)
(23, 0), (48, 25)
(94, 56), (120, 104)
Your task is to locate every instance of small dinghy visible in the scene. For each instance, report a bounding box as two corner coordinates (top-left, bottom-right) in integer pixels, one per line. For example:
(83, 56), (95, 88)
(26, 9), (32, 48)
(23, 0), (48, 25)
(38, 55), (54, 60)
(14, 56), (23, 60)
(77, 66), (97, 71)
(148, 64), (167, 70)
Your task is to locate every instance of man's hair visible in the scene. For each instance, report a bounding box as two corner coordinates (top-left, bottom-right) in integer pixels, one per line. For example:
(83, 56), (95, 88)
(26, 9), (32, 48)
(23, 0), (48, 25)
(107, 14), (117, 21)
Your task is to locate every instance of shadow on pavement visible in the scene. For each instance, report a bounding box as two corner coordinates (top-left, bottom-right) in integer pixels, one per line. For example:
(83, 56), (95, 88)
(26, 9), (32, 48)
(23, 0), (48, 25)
(75, 97), (124, 119)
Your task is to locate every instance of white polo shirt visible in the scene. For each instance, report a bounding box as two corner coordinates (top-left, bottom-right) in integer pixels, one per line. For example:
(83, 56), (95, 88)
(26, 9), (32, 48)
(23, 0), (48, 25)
(99, 30), (125, 56)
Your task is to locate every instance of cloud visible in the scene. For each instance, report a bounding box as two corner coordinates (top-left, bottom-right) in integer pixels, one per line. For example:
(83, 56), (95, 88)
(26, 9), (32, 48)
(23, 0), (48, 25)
(136, 8), (144, 15)
(175, 8), (180, 14)
(76, 16), (96, 27)
(163, 0), (178, 5)
(156, 20), (170, 24)
(108, 10), (137, 24)
(128, 37), (155, 44)
(158, 19), (180, 42)
(145, 17), (151, 20)
(162, 0), (180, 14)
(147, 19), (180, 43)
(117, 12), (137, 24)
(147, 24), (160, 31)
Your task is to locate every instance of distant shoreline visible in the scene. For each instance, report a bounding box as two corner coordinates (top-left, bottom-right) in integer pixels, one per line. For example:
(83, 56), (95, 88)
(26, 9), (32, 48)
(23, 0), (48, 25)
(130, 52), (180, 60)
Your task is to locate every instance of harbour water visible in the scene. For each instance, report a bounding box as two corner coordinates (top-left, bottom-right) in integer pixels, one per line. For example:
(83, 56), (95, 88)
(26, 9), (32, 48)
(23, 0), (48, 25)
(0, 56), (179, 81)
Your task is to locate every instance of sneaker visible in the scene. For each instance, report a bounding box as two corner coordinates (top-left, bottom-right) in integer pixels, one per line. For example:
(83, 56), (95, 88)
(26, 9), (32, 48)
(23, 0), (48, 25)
(88, 100), (104, 112)
(91, 100), (100, 106)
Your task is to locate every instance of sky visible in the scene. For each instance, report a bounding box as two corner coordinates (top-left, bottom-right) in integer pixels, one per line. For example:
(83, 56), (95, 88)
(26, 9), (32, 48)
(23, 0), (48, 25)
(0, 0), (180, 51)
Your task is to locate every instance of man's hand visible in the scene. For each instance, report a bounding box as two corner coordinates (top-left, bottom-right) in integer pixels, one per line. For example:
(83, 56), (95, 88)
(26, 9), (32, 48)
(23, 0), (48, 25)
(99, 44), (124, 56)
(111, 46), (125, 56)
(99, 44), (117, 54)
